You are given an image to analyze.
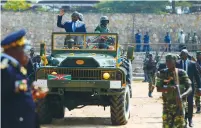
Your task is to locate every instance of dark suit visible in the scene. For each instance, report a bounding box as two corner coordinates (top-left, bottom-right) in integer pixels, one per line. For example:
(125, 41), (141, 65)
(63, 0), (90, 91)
(57, 15), (86, 32)
(176, 59), (201, 122)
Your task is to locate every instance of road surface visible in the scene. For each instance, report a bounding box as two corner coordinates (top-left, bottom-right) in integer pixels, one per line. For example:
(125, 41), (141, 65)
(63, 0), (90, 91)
(41, 82), (201, 128)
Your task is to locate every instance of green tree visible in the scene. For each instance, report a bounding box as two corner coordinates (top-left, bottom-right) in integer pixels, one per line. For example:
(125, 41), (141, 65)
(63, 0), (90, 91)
(95, 1), (169, 13)
(3, 0), (31, 11)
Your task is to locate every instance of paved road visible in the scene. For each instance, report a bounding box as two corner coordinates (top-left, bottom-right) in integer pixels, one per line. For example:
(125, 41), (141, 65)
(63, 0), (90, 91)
(41, 82), (201, 128)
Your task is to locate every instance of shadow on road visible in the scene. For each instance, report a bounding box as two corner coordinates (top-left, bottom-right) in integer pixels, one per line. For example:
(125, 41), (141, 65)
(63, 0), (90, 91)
(43, 117), (112, 126)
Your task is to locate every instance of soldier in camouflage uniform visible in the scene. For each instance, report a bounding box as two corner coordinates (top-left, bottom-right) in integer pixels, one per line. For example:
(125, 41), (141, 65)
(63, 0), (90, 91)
(143, 51), (149, 82)
(195, 51), (201, 113)
(144, 53), (157, 97)
(94, 16), (110, 33)
(156, 54), (192, 128)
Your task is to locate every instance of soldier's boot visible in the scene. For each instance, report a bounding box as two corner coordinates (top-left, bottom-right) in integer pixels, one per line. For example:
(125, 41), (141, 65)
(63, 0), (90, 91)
(196, 107), (200, 114)
(148, 85), (155, 97)
(148, 84), (154, 97)
(148, 91), (152, 97)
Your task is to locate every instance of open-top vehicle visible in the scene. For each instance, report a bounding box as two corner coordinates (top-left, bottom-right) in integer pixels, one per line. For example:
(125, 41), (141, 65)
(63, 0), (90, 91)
(35, 32), (134, 125)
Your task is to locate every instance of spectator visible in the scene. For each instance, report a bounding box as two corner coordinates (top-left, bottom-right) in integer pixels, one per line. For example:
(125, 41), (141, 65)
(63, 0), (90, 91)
(164, 32), (171, 52)
(178, 30), (186, 51)
(143, 32), (150, 52)
(135, 30), (141, 52)
(192, 32), (199, 51)
(185, 33), (192, 51)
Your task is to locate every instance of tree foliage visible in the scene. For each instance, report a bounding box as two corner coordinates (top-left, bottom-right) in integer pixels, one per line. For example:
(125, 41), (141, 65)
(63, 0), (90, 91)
(95, 1), (170, 13)
(175, 1), (192, 7)
(3, 0), (31, 11)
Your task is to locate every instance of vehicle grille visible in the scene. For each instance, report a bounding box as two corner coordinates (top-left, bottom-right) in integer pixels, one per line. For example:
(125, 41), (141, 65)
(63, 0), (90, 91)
(37, 68), (102, 80)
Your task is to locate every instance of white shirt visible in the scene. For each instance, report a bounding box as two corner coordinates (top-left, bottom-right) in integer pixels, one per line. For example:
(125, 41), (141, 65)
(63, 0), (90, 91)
(179, 34), (185, 44)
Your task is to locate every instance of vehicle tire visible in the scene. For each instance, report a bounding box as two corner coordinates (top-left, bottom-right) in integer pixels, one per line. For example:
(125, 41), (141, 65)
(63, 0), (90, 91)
(53, 105), (65, 119)
(122, 58), (133, 98)
(110, 85), (130, 125)
(36, 98), (52, 124)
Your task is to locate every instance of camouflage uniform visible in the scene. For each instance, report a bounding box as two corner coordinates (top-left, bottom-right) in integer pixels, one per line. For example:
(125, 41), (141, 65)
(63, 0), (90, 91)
(95, 16), (110, 33)
(144, 53), (156, 97)
(156, 54), (192, 128)
(143, 52), (149, 82)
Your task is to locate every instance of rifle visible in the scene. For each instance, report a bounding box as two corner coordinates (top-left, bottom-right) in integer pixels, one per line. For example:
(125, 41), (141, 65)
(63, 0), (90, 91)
(175, 84), (183, 111)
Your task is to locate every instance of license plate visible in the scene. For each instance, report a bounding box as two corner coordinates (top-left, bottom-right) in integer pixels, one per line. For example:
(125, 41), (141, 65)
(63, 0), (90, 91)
(48, 74), (72, 80)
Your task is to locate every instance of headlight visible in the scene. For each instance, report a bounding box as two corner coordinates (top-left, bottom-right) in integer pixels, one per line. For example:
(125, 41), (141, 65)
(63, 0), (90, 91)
(103, 72), (110, 80)
(51, 72), (57, 75)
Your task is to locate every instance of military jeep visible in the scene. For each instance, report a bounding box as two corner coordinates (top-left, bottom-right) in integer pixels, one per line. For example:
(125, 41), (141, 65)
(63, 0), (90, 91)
(35, 32), (134, 125)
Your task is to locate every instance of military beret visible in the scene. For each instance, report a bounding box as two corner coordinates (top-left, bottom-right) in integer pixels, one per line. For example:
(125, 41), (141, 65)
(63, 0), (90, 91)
(166, 54), (176, 61)
(197, 51), (201, 56)
(1, 29), (26, 50)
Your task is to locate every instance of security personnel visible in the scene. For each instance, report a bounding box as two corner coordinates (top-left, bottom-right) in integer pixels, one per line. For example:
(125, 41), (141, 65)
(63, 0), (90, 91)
(156, 54), (192, 128)
(1, 29), (36, 128)
(95, 16), (110, 33)
(135, 30), (141, 52)
(144, 53), (157, 97)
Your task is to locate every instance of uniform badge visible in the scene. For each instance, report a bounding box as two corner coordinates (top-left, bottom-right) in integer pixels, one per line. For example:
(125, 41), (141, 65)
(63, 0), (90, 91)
(20, 66), (27, 75)
(15, 79), (28, 92)
(0, 58), (9, 69)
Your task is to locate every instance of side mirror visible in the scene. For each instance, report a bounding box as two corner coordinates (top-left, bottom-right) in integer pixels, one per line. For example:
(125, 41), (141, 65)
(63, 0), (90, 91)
(127, 46), (134, 61)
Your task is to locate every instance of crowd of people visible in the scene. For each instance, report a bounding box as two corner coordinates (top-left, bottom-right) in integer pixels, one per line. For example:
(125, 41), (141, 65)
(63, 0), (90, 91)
(134, 30), (200, 52)
(143, 47), (201, 127)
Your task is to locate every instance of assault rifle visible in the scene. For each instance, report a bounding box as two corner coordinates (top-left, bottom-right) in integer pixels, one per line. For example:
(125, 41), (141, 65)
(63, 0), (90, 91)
(175, 85), (183, 111)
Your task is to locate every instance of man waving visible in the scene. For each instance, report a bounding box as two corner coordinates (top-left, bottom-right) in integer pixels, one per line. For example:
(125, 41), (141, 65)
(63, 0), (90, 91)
(57, 9), (86, 32)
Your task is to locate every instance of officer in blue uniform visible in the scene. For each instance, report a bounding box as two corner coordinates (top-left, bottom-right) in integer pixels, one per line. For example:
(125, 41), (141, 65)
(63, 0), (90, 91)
(143, 32), (150, 52)
(135, 30), (141, 52)
(1, 29), (36, 128)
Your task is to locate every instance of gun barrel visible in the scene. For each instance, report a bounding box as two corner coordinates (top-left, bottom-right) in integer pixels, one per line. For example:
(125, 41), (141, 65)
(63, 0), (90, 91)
(175, 85), (183, 111)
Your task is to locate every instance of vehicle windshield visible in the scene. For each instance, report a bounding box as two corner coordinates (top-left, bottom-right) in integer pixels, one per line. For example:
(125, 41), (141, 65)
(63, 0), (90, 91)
(53, 33), (117, 51)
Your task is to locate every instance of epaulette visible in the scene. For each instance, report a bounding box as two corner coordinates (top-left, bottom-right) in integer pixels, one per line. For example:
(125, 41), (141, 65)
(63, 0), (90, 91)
(0, 58), (9, 69)
(1, 53), (19, 68)
(1, 53), (27, 75)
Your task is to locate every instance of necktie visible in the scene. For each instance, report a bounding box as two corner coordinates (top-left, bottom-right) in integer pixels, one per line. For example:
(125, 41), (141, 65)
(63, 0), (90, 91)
(183, 60), (186, 71)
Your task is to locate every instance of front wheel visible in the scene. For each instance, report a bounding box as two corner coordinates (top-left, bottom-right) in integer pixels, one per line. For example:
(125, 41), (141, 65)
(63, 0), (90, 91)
(110, 86), (130, 125)
(36, 98), (53, 124)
